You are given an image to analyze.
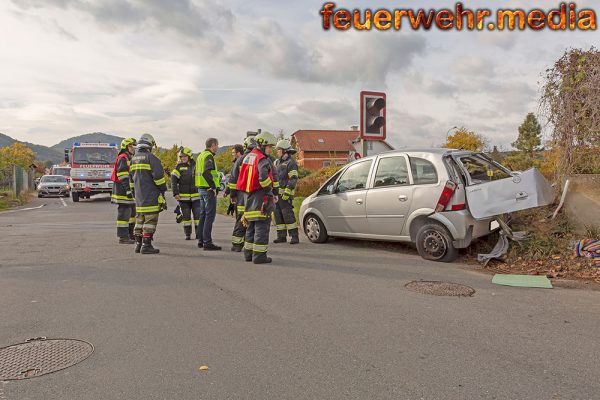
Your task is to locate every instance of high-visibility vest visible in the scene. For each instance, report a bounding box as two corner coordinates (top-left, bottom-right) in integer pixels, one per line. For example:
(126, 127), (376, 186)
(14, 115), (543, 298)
(236, 149), (274, 193)
(195, 150), (220, 188)
(110, 152), (130, 183)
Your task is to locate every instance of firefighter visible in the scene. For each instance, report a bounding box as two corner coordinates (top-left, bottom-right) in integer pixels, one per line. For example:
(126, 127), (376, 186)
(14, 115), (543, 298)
(273, 139), (300, 244)
(111, 138), (137, 244)
(237, 132), (279, 264)
(227, 138), (256, 252)
(171, 147), (200, 240)
(131, 133), (167, 254)
(195, 138), (221, 251)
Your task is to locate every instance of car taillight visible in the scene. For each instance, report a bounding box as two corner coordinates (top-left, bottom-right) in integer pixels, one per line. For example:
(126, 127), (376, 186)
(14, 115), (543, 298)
(451, 204), (466, 211)
(435, 180), (457, 212)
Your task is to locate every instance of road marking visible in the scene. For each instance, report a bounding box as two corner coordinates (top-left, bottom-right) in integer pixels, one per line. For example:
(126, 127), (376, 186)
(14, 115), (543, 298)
(60, 197), (68, 207)
(0, 204), (46, 214)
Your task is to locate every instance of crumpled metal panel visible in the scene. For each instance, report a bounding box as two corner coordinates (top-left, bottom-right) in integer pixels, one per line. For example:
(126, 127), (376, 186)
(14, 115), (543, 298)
(465, 168), (555, 220)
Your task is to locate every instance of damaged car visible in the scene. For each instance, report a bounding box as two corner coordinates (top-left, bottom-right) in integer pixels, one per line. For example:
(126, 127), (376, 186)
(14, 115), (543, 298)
(299, 149), (555, 262)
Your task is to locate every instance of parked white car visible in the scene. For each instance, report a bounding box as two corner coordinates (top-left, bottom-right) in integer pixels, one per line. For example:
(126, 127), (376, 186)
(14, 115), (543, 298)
(299, 149), (555, 262)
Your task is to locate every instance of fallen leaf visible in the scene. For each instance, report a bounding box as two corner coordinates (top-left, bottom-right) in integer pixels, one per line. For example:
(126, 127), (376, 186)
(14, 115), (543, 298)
(199, 365), (209, 371)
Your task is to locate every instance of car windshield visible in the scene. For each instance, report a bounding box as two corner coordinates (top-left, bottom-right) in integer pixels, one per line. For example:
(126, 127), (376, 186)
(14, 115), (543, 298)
(73, 147), (117, 164)
(53, 168), (70, 176)
(41, 176), (67, 183)
(456, 153), (512, 184)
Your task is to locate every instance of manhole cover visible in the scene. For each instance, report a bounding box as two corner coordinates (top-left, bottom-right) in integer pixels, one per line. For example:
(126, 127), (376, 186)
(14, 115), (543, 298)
(0, 338), (94, 380)
(405, 281), (475, 297)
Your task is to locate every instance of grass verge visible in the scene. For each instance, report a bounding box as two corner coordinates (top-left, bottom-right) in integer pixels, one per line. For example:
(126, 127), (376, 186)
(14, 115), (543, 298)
(0, 191), (32, 210)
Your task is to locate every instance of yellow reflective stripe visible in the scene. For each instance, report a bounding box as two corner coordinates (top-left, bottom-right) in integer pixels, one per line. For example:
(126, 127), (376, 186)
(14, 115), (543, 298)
(259, 177), (272, 188)
(244, 210), (267, 219)
(117, 171), (129, 177)
(284, 188), (294, 195)
(128, 218), (136, 223)
(171, 169), (181, 178)
(116, 220), (129, 226)
(183, 221), (192, 226)
(227, 182), (236, 189)
(288, 170), (298, 177)
(273, 181), (280, 188)
(111, 194), (132, 200)
(244, 242), (254, 250)
(137, 205), (160, 213)
(232, 236), (244, 244)
(286, 223), (298, 229)
(253, 244), (268, 253)
(276, 224), (286, 231)
(131, 164), (151, 170)
(154, 177), (166, 185)
(236, 205), (245, 212)
(245, 166), (253, 192)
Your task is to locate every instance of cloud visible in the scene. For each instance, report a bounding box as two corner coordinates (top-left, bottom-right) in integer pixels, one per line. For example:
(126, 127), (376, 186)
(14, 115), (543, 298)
(451, 56), (495, 76)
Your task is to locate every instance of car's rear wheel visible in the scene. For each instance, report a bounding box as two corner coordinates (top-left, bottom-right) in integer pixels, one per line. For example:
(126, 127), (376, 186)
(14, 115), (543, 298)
(37, 193), (43, 198)
(304, 214), (328, 243)
(416, 221), (458, 262)
(72, 192), (79, 202)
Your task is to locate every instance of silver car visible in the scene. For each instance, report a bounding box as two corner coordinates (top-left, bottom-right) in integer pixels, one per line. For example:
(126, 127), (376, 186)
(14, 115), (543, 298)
(37, 175), (70, 198)
(299, 149), (554, 262)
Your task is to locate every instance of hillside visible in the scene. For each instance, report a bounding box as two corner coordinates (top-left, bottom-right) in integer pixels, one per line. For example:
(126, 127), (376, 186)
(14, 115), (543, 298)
(0, 133), (63, 163)
(52, 132), (125, 151)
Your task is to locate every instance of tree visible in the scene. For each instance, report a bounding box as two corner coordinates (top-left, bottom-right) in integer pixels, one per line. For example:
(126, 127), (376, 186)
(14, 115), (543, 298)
(443, 127), (487, 151)
(513, 113), (542, 156)
(154, 144), (179, 176)
(214, 147), (235, 174)
(540, 47), (600, 179)
(0, 143), (36, 169)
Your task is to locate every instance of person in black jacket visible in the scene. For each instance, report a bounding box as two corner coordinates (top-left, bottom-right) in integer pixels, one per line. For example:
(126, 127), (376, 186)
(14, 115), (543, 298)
(171, 147), (201, 240)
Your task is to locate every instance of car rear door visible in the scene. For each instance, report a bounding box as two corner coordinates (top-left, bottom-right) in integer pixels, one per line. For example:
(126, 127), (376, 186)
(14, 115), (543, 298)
(366, 154), (414, 237)
(323, 159), (373, 235)
(455, 153), (555, 220)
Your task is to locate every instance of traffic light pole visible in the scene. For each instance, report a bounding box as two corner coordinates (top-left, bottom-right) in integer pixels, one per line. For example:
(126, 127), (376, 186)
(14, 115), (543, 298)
(361, 138), (368, 157)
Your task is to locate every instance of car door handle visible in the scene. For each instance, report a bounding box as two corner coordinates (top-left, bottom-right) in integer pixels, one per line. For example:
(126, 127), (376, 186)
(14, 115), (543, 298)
(355, 199), (363, 205)
(398, 195), (408, 202)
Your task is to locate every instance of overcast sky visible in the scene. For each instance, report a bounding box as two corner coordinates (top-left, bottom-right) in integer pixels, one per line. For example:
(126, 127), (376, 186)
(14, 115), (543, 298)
(0, 0), (597, 150)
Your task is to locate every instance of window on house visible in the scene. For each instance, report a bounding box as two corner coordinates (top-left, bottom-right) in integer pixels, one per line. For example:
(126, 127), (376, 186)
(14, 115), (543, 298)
(323, 160), (331, 167)
(317, 138), (325, 143)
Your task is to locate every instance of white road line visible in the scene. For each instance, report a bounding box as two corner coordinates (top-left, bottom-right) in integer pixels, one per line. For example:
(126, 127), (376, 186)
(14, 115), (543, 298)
(0, 204), (46, 214)
(60, 197), (68, 207)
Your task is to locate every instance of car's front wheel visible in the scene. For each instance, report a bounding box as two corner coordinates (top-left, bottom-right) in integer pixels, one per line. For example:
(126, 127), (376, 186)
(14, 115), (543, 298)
(416, 221), (458, 262)
(304, 214), (328, 243)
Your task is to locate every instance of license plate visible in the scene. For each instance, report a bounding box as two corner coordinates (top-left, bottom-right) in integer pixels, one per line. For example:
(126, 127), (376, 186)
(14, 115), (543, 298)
(490, 220), (500, 231)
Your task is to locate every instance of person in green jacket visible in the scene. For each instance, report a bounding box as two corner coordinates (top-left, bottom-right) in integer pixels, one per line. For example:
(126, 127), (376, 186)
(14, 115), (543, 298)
(195, 138), (221, 251)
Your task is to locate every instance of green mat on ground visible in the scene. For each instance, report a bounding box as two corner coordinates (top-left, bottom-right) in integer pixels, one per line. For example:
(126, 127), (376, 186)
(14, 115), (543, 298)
(492, 274), (553, 289)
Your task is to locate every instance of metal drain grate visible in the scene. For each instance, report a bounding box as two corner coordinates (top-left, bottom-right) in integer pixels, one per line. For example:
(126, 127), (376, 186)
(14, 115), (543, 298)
(405, 281), (475, 297)
(0, 338), (94, 380)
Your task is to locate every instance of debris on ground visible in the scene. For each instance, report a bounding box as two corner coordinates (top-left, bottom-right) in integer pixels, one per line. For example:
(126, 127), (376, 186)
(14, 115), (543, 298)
(574, 239), (600, 268)
(492, 274), (553, 289)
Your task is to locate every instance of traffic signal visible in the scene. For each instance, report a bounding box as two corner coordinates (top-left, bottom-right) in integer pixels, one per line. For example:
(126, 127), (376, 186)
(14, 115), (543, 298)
(360, 91), (386, 140)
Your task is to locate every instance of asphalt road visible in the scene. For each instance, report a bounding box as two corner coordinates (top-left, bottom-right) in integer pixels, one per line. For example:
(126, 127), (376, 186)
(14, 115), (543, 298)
(1, 194), (599, 399)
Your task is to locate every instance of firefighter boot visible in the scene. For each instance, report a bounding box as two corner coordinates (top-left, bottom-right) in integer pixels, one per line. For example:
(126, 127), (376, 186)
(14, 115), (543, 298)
(128, 224), (136, 240)
(289, 235), (300, 245)
(273, 236), (287, 244)
(141, 235), (160, 254)
(253, 252), (272, 264)
(244, 250), (253, 262)
(119, 236), (135, 244)
(231, 244), (243, 252)
(134, 236), (143, 253)
(184, 225), (192, 240)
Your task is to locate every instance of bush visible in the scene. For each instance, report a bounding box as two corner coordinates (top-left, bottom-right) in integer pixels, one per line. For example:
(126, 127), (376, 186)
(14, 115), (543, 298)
(295, 165), (342, 197)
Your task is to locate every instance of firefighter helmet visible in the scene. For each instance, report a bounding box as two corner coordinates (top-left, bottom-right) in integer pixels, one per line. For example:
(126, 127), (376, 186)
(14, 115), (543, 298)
(276, 139), (292, 151)
(181, 147), (193, 158)
(244, 136), (257, 150)
(255, 132), (277, 147)
(121, 137), (137, 150)
(138, 133), (156, 147)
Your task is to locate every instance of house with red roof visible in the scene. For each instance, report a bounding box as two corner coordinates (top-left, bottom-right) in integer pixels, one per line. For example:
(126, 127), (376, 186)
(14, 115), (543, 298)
(291, 129), (394, 169)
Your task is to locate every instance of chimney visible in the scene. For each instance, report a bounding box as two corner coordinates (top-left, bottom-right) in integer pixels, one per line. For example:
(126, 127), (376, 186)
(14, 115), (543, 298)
(350, 125), (359, 131)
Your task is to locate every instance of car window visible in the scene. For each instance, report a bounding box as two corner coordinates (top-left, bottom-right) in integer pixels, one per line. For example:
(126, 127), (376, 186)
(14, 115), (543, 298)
(374, 157), (409, 188)
(458, 154), (511, 184)
(318, 170), (343, 196)
(410, 158), (438, 185)
(336, 160), (372, 193)
(41, 176), (67, 183)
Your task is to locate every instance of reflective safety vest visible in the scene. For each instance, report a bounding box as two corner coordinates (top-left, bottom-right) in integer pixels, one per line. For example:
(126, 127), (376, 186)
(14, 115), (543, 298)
(236, 149), (274, 193)
(195, 150), (220, 188)
(111, 152), (130, 183)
